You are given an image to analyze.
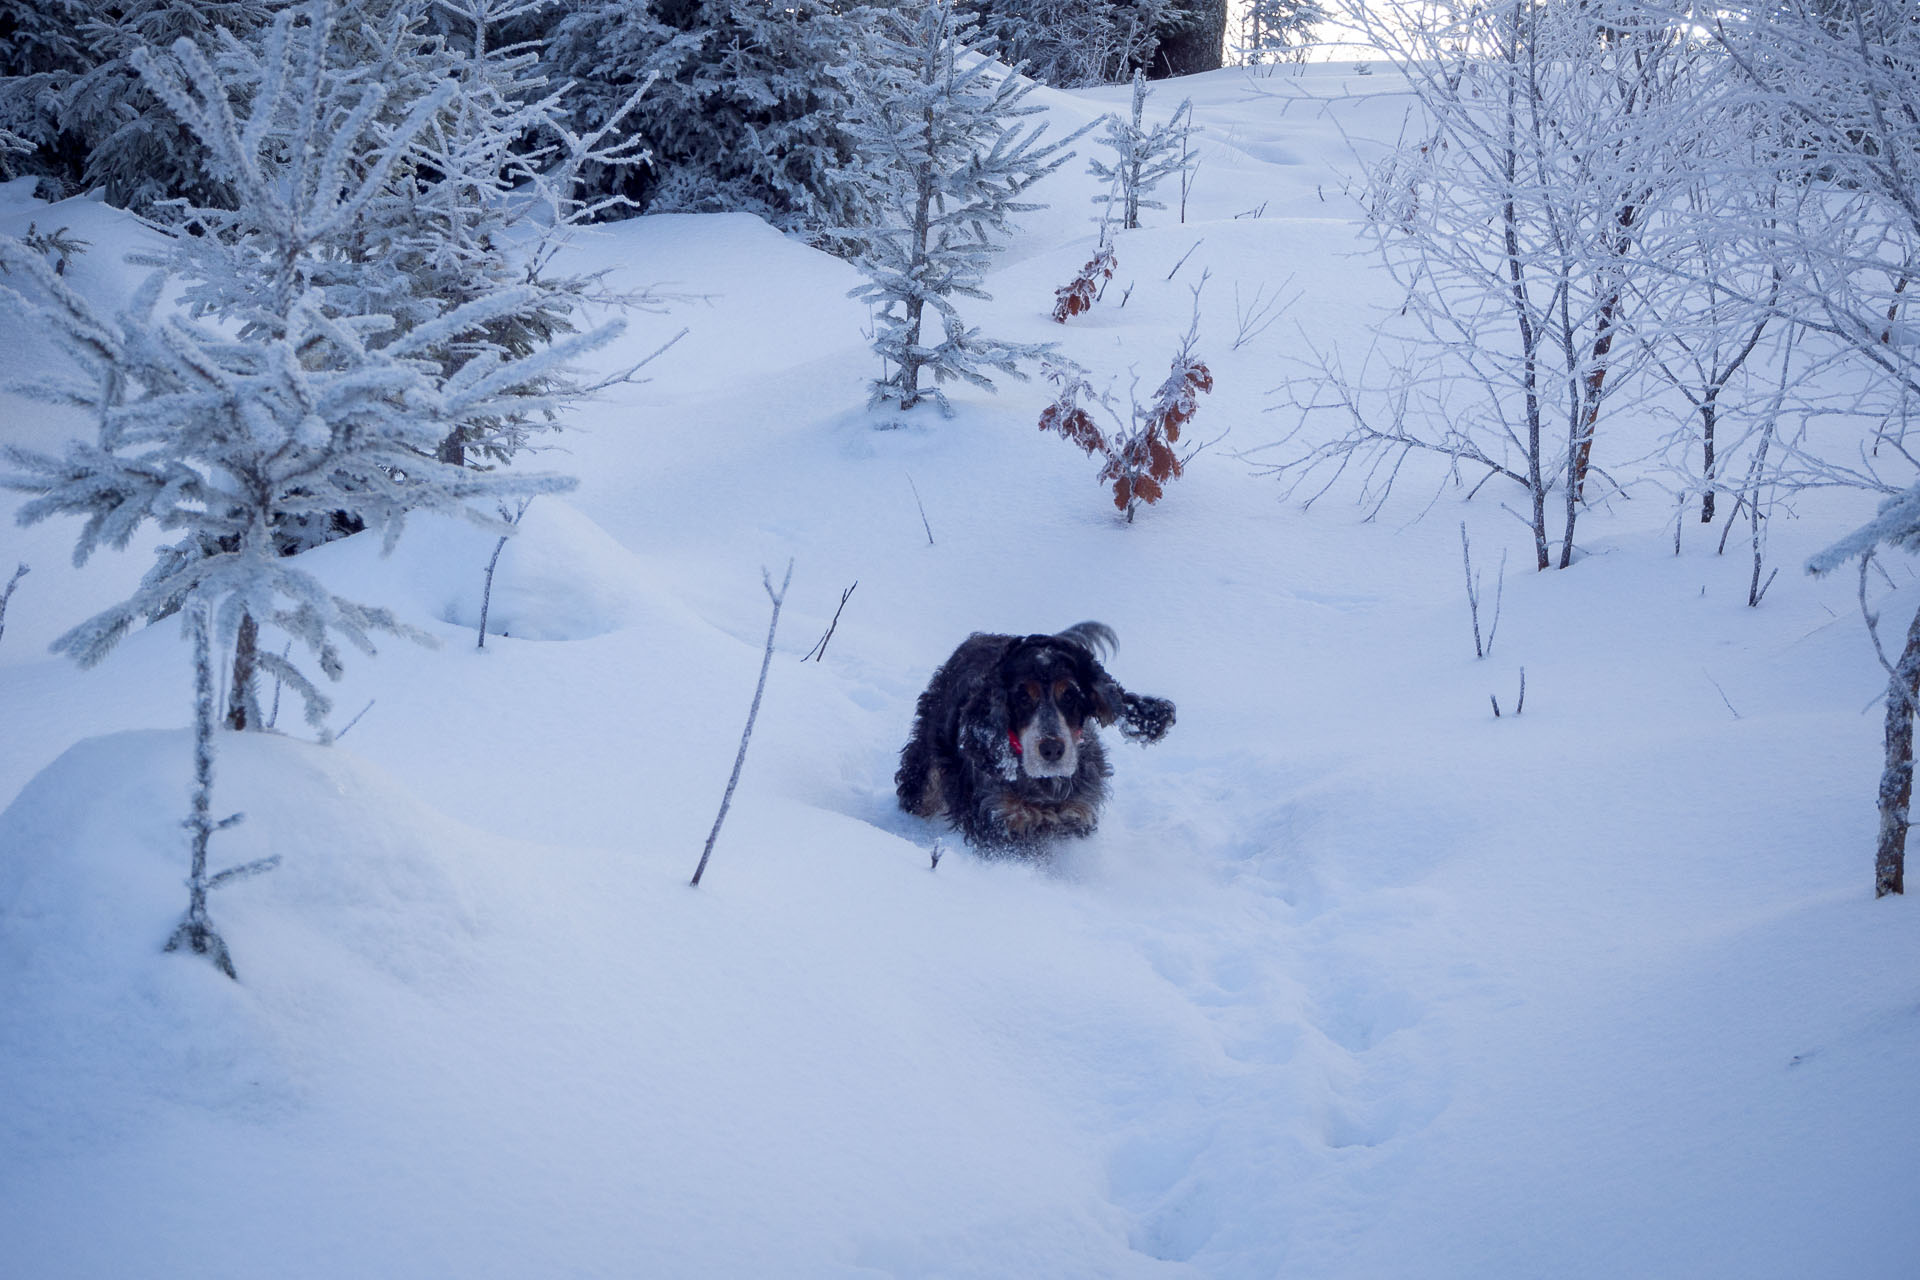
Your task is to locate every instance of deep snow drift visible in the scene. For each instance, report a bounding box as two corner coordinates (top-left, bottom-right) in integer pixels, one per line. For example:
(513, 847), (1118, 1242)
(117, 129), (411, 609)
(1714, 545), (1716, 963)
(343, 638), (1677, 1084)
(2, 65), (1916, 1279)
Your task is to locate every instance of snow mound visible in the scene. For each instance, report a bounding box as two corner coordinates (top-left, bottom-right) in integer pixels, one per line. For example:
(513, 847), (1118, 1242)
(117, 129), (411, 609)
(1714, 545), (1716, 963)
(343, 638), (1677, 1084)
(0, 730), (489, 1149)
(305, 500), (663, 642)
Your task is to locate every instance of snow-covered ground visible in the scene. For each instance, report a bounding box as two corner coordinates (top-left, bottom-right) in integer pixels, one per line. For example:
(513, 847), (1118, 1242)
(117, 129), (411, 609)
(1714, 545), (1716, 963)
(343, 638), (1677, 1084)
(3, 64), (1916, 1279)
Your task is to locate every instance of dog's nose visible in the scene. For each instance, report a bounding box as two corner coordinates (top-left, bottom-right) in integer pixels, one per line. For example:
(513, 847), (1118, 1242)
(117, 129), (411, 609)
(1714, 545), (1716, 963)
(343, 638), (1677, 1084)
(1037, 736), (1067, 763)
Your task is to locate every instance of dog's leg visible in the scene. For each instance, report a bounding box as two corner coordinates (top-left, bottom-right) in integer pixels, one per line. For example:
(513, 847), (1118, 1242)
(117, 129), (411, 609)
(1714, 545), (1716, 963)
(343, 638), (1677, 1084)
(896, 734), (939, 817)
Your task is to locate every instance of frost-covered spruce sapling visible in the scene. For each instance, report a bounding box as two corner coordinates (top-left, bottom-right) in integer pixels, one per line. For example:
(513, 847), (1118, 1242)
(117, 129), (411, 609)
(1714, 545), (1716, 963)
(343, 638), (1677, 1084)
(155, 0), (650, 481)
(0, 4), (608, 735)
(841, 1), (1088, 414)
(1237, 0), (1327, 65)
(1088, 69), (1194, 232)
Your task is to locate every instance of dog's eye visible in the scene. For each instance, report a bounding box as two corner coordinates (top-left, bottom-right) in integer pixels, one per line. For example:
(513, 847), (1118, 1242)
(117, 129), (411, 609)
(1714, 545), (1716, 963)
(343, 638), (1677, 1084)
(1021, 680), (1041, 703)
(1054, 679), (1074, 701)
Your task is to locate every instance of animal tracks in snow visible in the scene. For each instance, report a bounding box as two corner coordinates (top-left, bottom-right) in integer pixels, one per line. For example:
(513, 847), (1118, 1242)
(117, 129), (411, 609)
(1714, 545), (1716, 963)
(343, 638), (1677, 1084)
(1076, 755), (1463, 1267)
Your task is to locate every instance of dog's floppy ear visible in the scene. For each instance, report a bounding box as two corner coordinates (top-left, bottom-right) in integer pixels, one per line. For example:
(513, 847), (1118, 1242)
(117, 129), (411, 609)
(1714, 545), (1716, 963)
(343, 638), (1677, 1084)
(1073, 648), (1126, 728)
(963, 649), (1022, 781)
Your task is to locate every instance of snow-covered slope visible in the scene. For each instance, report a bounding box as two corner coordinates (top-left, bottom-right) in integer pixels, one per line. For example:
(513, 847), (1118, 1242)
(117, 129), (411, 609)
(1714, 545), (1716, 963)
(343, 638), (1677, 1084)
(2, 65), (1916, 1279)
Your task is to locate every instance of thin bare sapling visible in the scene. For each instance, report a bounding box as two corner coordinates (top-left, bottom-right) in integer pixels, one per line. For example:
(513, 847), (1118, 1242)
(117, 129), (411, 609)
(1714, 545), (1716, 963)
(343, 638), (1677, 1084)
(1460, 522), (1505, 658)
(477, 498), (534, 649)
(690, 560), (793, 888)
(1232, 276), (1294, 352)
(801, 581), (857, 662)
(1264, 0), (1690, 568)
(1489, 667), (1526, 719)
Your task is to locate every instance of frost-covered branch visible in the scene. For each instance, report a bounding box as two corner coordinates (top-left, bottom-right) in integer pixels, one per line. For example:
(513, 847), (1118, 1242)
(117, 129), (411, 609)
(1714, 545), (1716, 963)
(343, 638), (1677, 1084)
(0, 562), (26, 649)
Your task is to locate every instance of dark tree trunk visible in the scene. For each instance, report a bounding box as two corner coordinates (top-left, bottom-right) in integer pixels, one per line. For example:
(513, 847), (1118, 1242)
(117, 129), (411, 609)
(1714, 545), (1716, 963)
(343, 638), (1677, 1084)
(1875, 603), (1920, 897)
(1152, 0), (1227, 78)
(226, 611), (260, 731)
(1700, 398), (1717, 523)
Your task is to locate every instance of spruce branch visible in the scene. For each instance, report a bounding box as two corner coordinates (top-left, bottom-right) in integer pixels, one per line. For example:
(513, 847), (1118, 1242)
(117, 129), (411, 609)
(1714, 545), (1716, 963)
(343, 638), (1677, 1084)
(0, 562), (26, 649)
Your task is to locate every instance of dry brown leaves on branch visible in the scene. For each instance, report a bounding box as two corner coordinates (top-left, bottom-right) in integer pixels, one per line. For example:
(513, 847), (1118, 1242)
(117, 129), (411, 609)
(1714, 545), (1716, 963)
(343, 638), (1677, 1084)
(1038, 352), (1212, 514)
(1051, 245), (1118, 323)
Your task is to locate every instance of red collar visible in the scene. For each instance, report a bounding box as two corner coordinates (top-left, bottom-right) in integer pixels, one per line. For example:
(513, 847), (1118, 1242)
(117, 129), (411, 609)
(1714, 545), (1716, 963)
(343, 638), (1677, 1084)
(1008, 730), (1023, 756)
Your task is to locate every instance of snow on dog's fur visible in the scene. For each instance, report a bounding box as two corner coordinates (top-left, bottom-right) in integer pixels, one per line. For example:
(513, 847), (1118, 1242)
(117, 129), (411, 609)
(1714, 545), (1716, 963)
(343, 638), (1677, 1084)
(895, 622), (1175, 851)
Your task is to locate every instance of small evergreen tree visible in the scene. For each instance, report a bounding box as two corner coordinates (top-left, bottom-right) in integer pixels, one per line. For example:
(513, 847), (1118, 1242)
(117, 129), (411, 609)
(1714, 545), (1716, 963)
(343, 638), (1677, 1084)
(155, 0), (646, 483)
(1088, 68), (1194, 231)
(0, 0), (285, 208)
(1, 0), (616, 730)
(543, 0), (869, 240)
(960, 0), (1176, 87)
(841, 0), (1085, 413)
(1237, 0), (1327, 64)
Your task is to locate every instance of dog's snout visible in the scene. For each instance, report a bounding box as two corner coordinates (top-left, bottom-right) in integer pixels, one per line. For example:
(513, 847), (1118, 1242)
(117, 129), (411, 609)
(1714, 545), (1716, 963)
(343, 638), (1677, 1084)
(1037, 736), (1067, 763)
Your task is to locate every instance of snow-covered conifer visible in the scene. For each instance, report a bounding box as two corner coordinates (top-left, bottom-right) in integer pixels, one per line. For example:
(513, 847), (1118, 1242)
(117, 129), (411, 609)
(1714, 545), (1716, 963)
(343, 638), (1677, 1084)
(543, 0), (869, 240)
(1088, 69), (1194, 231)
(7, 0), (282, 209)
(1236, 0), (1326, 65)
(150, 0), (647, 481)
(0, 0), (617, 730)
(0, 0), (92, 187)
(841, 1), (1085, 413)
(961, 0), (1177, 87)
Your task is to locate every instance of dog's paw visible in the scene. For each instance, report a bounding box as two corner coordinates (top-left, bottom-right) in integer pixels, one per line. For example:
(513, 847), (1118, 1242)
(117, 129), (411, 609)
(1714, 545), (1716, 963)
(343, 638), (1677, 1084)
(1120, 693), (1176, 744)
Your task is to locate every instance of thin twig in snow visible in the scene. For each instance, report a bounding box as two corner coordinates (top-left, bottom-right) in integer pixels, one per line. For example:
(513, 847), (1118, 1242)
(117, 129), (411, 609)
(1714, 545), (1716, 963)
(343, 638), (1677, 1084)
(1165, 238), (1204, 281)
(479, 498), (534, 649)
(1460, 522), (1504, 659)
(802, 581), (857, 662)
(1704, 670), (1742, 720)
(691, 560), (793, 888)
(906, 473), (936, 546)
(1231, 277), (1293, 352)
(334, 699), (376, 742)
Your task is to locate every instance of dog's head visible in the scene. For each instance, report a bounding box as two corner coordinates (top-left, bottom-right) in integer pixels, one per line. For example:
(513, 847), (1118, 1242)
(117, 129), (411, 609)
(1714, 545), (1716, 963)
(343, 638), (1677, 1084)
(992, 631), (1124, 781)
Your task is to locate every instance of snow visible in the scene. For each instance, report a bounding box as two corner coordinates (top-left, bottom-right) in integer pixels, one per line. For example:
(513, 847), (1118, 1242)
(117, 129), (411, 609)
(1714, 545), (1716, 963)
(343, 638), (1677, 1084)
(3, 63), (1917, 1279)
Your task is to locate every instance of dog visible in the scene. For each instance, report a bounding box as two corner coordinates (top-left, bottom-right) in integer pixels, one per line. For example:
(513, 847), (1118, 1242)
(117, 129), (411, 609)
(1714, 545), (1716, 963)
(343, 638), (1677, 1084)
(895, 622), (1175, 851)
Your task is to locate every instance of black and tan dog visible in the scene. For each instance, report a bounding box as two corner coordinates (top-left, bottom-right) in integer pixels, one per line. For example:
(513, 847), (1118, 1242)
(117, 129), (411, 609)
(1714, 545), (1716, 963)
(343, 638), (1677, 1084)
(895, 622), (1175, 851)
